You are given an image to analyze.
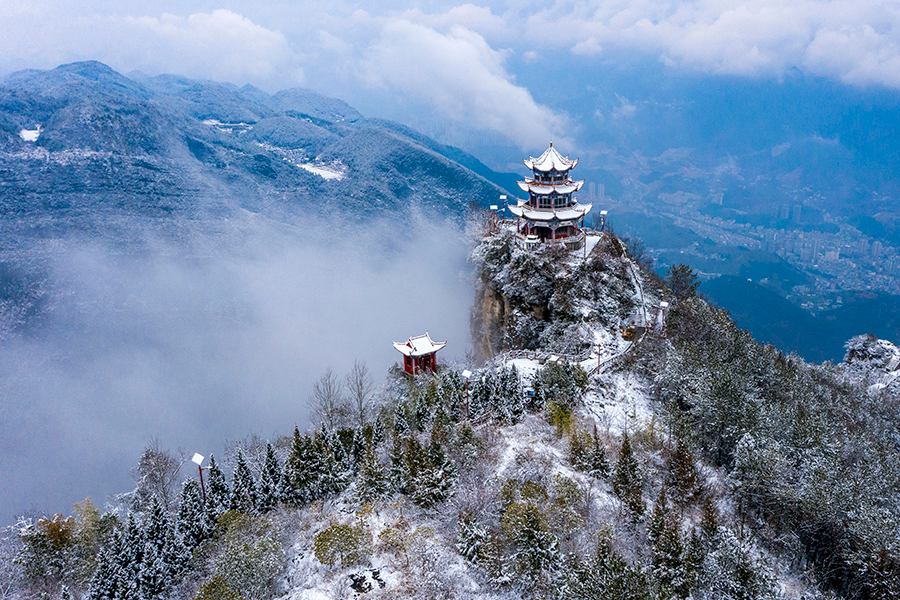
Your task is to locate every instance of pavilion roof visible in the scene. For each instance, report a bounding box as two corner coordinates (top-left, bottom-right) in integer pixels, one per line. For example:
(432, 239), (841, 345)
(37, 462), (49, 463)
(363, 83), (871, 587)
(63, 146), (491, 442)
(517, 179), (584, 195)
(523, 144), (579, 172)
(508, 202), (593, 222)
(393, 332), (448, 357)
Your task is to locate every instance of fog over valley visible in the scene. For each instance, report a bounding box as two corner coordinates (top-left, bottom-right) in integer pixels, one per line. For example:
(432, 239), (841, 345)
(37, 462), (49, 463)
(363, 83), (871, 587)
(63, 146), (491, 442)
(0, 215), (474, 522)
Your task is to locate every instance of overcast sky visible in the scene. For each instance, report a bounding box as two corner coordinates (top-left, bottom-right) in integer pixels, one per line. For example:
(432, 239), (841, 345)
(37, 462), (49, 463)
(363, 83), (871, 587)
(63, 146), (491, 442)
(2, 0), (899, 150)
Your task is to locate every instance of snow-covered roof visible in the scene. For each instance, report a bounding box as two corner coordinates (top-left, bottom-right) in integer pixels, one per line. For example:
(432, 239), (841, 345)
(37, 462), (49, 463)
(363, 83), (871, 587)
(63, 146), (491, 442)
(523, 143), (579, 172)
(392, 332), (448, 357)
(516, 179), (584, 195)
(508, 202), (593, 222)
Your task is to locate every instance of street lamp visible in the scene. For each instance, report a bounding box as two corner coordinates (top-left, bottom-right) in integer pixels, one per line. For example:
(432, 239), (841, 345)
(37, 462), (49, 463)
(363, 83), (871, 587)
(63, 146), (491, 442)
(461, 370), (472, 420)
(600, 210), (608, 232)
(192, 453), (207, 502)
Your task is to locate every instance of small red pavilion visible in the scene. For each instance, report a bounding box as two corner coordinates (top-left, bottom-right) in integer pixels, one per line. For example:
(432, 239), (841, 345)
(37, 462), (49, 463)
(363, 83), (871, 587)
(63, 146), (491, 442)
(393, 332), (447, 375)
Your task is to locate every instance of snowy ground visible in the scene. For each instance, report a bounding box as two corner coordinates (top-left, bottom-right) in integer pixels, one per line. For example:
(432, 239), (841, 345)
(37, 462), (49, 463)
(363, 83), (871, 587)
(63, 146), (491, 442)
(19, 127), (40, 142)
(297, 163), (345, 181)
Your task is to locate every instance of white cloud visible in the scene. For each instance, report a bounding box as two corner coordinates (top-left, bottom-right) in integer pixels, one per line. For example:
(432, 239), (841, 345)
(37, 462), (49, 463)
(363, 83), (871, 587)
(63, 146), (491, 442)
(360, 19), (569, 149)
(519, 0), (900, 88)
(89, 10), (304, 87)
(0, 7), (304, 89)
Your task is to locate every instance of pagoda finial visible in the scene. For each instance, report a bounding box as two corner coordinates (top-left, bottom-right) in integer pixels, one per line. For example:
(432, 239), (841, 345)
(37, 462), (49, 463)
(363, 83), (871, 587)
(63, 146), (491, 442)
(549, 140), (553, 147)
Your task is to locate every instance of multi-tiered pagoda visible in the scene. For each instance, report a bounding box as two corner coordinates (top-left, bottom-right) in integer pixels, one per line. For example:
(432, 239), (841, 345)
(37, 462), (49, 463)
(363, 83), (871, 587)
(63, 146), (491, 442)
(508, 143), (592, 250)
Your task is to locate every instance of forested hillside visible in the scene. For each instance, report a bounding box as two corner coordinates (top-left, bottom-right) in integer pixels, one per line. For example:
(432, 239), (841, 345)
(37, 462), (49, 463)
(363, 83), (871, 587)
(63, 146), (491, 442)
(3, 225), (899, 600)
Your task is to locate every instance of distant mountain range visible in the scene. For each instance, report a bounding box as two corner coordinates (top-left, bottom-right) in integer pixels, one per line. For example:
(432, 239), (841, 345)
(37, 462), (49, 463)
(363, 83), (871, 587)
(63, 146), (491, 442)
(0, 61), (516, 248)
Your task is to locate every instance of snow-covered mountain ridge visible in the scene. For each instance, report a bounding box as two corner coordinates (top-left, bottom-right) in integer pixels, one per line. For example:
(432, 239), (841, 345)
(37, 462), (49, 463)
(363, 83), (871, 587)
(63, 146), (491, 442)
(9, 224), (899, 600)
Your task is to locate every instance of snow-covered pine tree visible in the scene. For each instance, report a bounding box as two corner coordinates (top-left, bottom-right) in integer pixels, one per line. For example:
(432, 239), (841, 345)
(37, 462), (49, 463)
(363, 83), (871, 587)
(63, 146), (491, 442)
(140, 497), (189, 596)
(230, 451), (259, 514)
(697, 529), (776, 600)
(612, 432), (644, 518)
(589, 424), (611, 479)
(456, 509), (488, 563)
(206, 454), (230, 520)
(667, 437), (700, 508)
(501, 364), (525, 423)
(569, 428), (593, 471)
(355, 440), (388, 504)
(649, 488), (687, 599)
(137, 541), (167, 600)
(176, 478), (210, 550)
(88, 543), (120, 600)
(286, 428), (343, 504)
(500, 500), (560, 588)
(424, 438), (458, 504)
(402, 433), (427, 501)
(118, 515), (144, 585)
(564, 531), (652, 600)
(257, 443), (281, 513)
(683, 529), (705, 596)
(469, 371), (492, 419)
(389, 433), (406, 493)
(648, 487), (669, 546)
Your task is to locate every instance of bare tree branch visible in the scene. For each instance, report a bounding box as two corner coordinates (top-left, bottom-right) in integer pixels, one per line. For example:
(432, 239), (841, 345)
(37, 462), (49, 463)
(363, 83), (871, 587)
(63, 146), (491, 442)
(307, 368), (350, 430)
(346, 360), (374, 428)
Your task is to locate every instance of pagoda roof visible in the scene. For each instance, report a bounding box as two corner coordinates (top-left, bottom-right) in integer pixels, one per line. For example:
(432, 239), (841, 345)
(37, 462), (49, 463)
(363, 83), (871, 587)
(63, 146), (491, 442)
(523, 144), (579, 172)
(509, 202), (593, 222)
(517, 179), (584, 195)
(393, 332), (447, 357)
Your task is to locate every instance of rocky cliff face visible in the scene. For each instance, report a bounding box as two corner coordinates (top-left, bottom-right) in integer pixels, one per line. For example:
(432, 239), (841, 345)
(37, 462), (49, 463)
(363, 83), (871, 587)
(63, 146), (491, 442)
(472, 273), (507, 360)
(469, 229), (641, 359)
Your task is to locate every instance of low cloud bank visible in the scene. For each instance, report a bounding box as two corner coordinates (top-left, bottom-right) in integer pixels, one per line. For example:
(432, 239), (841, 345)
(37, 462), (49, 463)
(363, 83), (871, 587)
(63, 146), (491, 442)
(0, 215), (474, 522)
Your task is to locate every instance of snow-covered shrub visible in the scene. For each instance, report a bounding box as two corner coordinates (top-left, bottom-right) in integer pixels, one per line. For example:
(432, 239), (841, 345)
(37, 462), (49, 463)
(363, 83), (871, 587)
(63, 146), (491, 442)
(313, 522), (370, 568)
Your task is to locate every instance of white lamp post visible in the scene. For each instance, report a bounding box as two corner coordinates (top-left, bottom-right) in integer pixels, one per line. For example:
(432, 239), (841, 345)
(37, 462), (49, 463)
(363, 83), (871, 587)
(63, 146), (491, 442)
(461, 369), (472, 420)
(192, 453), (206, 502)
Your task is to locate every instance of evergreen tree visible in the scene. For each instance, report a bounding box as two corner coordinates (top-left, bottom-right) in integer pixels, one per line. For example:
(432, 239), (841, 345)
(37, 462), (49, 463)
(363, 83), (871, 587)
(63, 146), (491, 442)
(565, 532), (652, 600)
(176, 478), (210, 550)
(230, 451), (258, 514)
(503, 365), (526, 423)
(403, 434), (458, 508)
(118, 515), (144, 586)
(423, 438), (458, 505)
(501, 501), (560, 585)
(649, 489), (686, 599)
(286, 428), (343, 503)
(699, 497), (719, 544)
(356, 440), (388, 504)
(456, 510), (488, 563)
(137, 542), (167, 600)
(206, 455), (230, 520)
(569, 428), (593, 471)
(258, 443), (281, 513)
(667, 438), (700, 507)
(683, 529), (705, 597)
(141, 497), (189, 596)
(647, 487), (669, 547)
(697, 529), (776, 600)
(612, 432), (644, 518)
(277, 459), (296, 505)
(470, 372), (492, 419)
(88, 544), (119, 600)
(389, 433), (406, 493)
(589, 425), (611, 479)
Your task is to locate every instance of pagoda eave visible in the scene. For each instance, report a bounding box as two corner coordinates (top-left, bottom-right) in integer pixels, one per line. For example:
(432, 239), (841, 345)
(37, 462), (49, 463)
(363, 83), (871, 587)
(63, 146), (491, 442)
(508, 203), (592, 222)
(516, 180), (584, 195)
(522, 145), (579, 172)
